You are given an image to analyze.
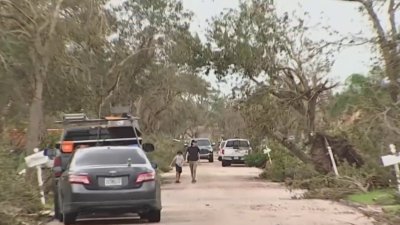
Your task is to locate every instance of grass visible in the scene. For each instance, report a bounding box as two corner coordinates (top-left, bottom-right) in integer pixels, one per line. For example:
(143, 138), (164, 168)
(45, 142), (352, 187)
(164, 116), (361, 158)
(347, 189), (400, 215)
(346, 189), (398, 205)
(346, 189), (400, 223)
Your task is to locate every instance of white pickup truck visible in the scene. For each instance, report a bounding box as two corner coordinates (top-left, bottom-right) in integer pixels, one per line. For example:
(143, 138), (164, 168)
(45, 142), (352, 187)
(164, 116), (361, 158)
(219, 138), (252, 167)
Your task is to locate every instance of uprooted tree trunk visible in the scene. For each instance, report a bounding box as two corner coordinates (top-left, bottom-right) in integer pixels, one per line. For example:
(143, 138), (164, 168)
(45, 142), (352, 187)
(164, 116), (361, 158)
(310, 132), (364, 174)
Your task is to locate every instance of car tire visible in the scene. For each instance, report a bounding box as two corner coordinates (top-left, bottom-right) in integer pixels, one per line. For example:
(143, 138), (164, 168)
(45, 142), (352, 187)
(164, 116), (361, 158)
(218, 156), (222, 161)
(53, 183), (62, 222)
(144, 210), (161, 223)
(209, 154), (214, 163)
(222, 160), (230, 167)
(63, 212), (77, 225)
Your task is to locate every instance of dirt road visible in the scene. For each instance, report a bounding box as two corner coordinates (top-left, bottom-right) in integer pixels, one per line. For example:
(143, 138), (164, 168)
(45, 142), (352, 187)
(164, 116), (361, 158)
(47, 160), (375, 225)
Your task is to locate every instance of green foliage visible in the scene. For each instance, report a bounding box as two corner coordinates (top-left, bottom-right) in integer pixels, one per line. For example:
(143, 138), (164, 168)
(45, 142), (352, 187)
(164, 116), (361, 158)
(347, 189), (398, 205)
(259, 141), (318, 182)
(0, 145), (41, 224)
(346, 189), (400, 223)
(145, 135), (183, 172)
(245, 151), (267, 168)
(329, 71), (390, 118)
(40, 132), (61, 149)
(303, 188), (358, 201)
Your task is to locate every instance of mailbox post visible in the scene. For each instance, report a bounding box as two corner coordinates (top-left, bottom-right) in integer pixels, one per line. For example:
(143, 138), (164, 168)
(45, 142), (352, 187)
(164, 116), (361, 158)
(381, 144), (400, 194)
(263, 147), (272, 165)
(24, 148), (48, 205)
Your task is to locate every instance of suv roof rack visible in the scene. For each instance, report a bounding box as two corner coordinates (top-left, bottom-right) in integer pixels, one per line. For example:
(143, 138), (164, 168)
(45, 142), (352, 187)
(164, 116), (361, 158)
(55, 112), (139, 126)
(63, 113), (88, 121)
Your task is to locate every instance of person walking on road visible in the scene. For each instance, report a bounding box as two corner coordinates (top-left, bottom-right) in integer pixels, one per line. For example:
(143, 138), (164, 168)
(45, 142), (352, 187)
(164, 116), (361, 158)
(170, 151), (184, 183)
(186, 140), (200, 183)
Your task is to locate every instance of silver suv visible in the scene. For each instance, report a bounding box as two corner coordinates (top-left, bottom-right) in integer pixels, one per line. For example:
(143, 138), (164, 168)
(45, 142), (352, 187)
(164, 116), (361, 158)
(187, 138), (215, 163)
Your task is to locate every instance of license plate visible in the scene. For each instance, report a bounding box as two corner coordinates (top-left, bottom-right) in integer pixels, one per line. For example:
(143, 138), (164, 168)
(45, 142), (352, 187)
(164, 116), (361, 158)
(104, 177), (122, 186)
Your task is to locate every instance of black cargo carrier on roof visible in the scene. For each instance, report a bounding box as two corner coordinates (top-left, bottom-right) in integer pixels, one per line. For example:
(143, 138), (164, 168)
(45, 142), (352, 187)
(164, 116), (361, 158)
(52, 112), (143, 151)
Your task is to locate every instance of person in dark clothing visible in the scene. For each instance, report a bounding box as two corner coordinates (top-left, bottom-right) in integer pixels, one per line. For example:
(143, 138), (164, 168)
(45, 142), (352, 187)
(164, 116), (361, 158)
(186, 140), (200, 183)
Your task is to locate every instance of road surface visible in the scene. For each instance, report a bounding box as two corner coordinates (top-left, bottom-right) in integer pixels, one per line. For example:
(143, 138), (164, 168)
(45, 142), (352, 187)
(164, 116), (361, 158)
(47, 159), (375, 225)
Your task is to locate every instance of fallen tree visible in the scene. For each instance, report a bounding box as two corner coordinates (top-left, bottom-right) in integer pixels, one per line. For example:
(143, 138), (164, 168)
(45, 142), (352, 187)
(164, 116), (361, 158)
(310, 132), (364, 174)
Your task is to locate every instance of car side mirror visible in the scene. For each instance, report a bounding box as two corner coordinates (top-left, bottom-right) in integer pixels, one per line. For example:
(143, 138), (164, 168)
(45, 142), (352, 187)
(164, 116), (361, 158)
(43, 148), (57, 159)
(142, 143), (155, 152)
(151, 162), (158, 169)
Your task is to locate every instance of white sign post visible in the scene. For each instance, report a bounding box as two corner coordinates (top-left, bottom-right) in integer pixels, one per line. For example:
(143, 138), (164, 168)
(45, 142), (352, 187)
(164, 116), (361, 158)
(263, 147), (272, 165)
(324, 137), (339, 177)
(25, 148), (46, 205)
(381, 144), (400, 194)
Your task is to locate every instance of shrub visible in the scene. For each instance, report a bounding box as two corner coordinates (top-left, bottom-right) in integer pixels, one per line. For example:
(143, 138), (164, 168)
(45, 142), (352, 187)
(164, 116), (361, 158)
(245, 151), (267, 168)
(0, 144), (42, 224)
(258, 140), (319, 182)
(145, 135), (183, 172)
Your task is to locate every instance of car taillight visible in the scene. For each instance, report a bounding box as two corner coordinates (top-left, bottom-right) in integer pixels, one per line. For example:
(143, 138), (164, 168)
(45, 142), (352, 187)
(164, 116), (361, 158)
(61, 141), (74, 153)
(53, 156), (62, 177)
(136, 172), (155, 183)
(221, 149), (224, 155)
(69, 174), (90, 185)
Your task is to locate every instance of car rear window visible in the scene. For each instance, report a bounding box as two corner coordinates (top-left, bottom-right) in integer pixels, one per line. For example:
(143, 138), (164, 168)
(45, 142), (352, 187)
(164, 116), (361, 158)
(196, 139), (211, 146)
(70, 148), (147, 167)
(64, 127), (136, 141)
(225, 140), (250, 148)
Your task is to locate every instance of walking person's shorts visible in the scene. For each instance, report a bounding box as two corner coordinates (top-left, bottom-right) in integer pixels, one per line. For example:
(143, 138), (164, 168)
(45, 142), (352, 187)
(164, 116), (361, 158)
(175, 164), (182, 173)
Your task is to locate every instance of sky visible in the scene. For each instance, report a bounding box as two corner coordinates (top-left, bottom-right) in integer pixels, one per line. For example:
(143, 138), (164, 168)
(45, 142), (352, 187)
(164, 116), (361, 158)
(182, 0), (378, 94)
(109, 0), (380, 95)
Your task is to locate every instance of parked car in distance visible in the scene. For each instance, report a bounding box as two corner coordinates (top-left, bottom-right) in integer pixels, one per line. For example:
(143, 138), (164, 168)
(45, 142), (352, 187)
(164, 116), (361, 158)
(193, 138), (215, 163)
(57, 146), (161, 225)
(185, 138), (215, 163)
(220, 139), (252, 167)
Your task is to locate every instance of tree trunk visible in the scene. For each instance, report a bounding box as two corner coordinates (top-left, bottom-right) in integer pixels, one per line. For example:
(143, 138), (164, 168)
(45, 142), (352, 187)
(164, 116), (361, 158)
(305, 95), (318, 140)
(278, 138), (313, 164)
(384, 50), (400, 102)
(26, 76), (44, 154)
(0, 98), (12, 135)
(359, 0), (400, 102)
(268, 129), (312, 164)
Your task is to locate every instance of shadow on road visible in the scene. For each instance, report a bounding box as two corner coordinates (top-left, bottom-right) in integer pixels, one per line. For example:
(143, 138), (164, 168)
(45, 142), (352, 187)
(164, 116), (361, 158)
(74, 217), (145, 225)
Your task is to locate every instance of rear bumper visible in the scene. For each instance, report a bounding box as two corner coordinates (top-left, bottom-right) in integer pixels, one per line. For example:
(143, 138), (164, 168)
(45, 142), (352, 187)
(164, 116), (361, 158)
(222, 156), (246, 163)
(199, 153), (212, 159)
(64, 199), (160, 214)
(63, 181), (161, 214)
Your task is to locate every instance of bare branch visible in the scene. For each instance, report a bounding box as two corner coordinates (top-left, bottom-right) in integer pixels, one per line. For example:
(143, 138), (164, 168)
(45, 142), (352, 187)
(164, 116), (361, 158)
(388, 0), (398, 40)
(0, 13), (31, 38)
(0, 52), (8, 70)
(345, 0), (388, 46)
(47, 0), (63, 39)
(0, 0), (37, 27)
(395, 2), (400, 10)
